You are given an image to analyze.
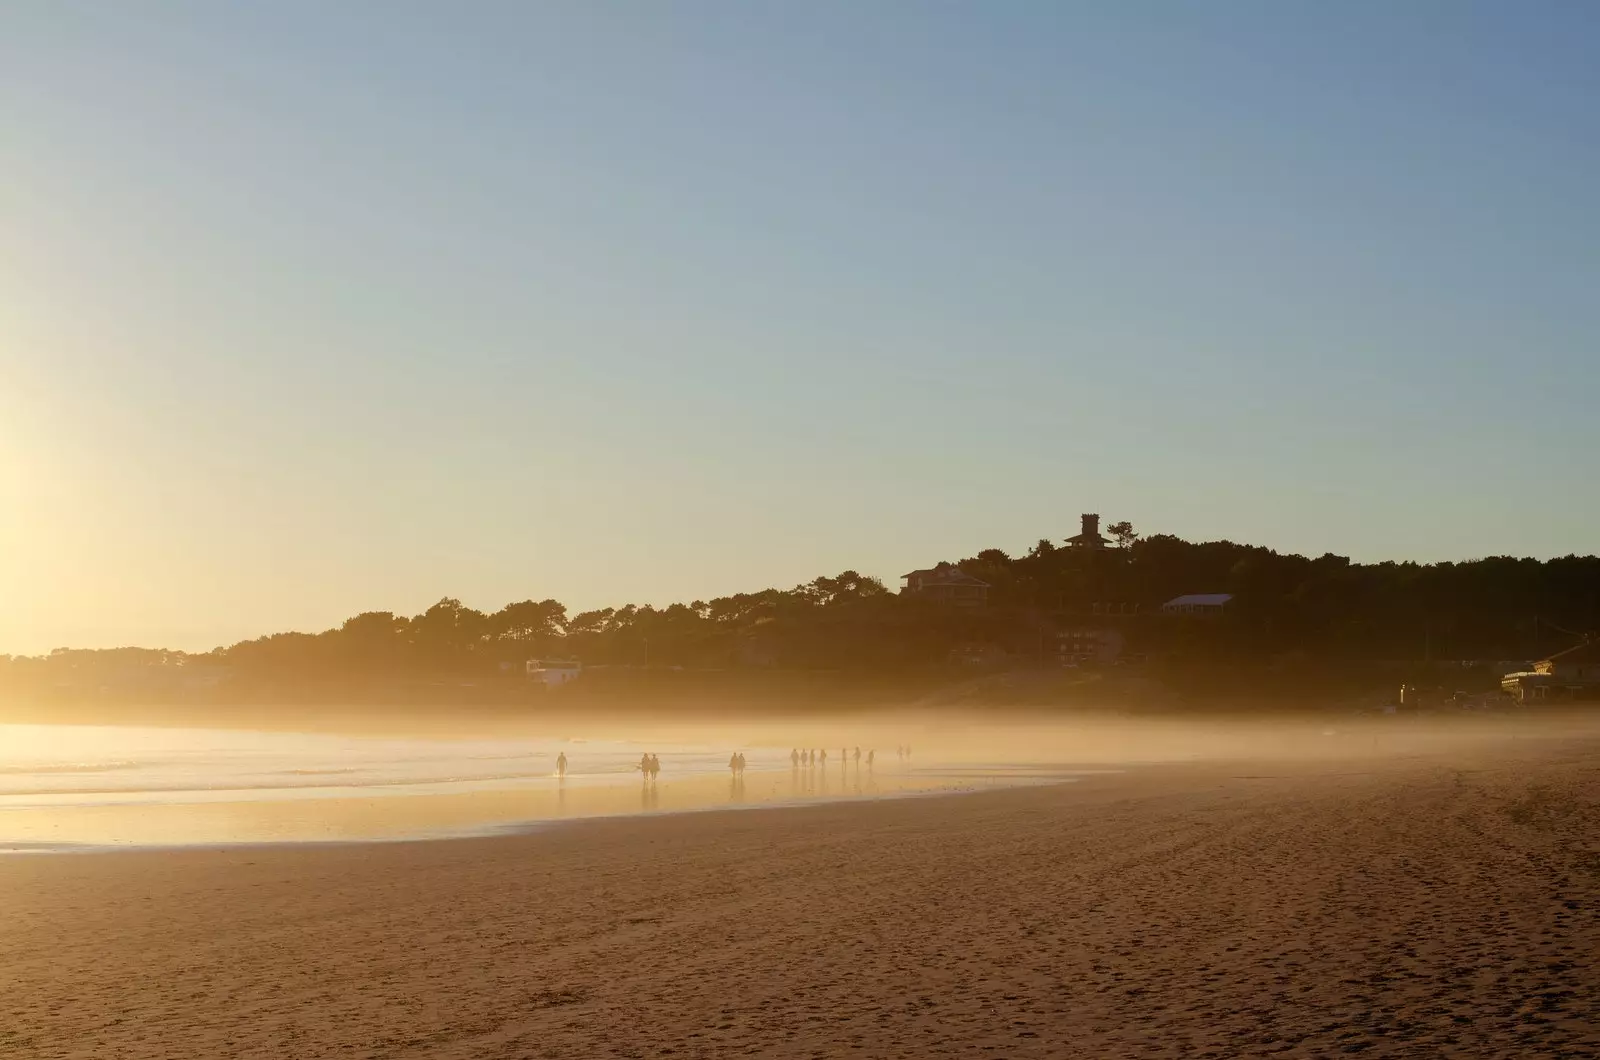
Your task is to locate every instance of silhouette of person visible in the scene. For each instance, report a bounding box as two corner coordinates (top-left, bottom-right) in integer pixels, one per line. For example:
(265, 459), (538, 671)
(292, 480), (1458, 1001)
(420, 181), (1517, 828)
(730, 752), (740, 774)
(866, 749), (875, 768)
(649, 753), (661, 780)
(640, 752), (652, 778)
(819, 748), (828, 766)
(556, 751), (567, 779)
(853, 746), (860, 764)
(736, 751), (746, 774)
(790, 748), (800, 768)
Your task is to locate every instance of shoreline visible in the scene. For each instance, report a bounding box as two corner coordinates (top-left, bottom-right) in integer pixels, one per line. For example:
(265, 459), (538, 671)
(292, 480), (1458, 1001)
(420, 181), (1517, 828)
(6, 776), (1082, 858)
(0, 754), (1090, 853)
(0, 733), (1584, 861)
(8, 711), (1599, 854)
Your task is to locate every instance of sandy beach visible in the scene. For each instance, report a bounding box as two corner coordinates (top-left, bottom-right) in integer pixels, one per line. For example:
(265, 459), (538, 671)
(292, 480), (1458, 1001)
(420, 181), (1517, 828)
(3, 734), (1597, 1059)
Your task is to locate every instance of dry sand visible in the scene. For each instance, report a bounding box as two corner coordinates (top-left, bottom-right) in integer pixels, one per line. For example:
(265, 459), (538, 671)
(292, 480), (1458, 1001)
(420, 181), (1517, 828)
(3, 736), (1598, 1059)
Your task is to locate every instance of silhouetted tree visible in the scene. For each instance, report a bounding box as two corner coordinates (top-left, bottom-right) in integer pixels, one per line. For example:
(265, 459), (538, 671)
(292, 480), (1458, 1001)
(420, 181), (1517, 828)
(12, 518), (1600, 705)
(492, 599), (567, 641)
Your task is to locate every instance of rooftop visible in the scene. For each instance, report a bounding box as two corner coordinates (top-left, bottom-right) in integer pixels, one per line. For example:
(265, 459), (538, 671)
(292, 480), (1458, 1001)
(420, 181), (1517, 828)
(1542, 638), (1600, 666)
(901, 563), (991, 587)
(1162, 593), (1234, 608)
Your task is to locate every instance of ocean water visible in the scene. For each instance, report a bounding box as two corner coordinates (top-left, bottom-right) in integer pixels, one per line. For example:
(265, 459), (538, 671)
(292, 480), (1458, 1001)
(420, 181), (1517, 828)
(0, 724), (763, 805)
(0, 723), (1068, 851)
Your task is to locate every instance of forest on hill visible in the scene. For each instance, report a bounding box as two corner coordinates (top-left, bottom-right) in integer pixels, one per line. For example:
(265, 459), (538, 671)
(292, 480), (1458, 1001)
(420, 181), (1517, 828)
(5, 520), (1599, 707)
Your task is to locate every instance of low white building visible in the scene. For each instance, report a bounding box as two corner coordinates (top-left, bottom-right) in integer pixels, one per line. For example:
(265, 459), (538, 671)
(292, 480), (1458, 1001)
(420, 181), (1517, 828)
(526, 659), (582, 687)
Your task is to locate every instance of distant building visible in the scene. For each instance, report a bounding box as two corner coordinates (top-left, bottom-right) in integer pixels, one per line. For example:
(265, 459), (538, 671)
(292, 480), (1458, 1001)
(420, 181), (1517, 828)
(1536, 639), (1600, 682)
(526, 659), (582, 687)
(1502, 638), (1600, 703)
(1161, 593), (1233, 617)
(1500, 671), (1551, 703)
(1066, 513), (1110, 550)
(900, 563), (990, 606)
(949, 642), (1008, 666)
(1053, 627), (1124, 666)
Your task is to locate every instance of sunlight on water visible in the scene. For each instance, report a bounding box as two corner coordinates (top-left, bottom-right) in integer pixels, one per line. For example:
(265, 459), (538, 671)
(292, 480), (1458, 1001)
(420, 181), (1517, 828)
(0, 724), (1081, 851)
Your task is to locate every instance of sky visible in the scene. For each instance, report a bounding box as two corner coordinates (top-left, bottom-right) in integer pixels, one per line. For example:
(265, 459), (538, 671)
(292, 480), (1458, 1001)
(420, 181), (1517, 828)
(3, 2), (1599, 654)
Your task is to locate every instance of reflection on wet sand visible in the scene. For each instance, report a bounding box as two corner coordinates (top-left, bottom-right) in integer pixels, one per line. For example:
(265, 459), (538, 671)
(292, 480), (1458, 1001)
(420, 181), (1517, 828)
(1, 764), (1075, 851)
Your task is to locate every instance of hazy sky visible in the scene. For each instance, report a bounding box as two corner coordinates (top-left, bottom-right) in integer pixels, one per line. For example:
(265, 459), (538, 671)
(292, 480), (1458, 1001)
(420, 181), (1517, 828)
(4, 3), (1598, 654)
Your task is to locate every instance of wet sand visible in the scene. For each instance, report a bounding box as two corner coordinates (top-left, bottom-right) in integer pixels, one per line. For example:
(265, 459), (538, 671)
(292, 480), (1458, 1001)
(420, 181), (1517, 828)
(3, 736), (1598, 1058)
(0, 763), (1058, 851)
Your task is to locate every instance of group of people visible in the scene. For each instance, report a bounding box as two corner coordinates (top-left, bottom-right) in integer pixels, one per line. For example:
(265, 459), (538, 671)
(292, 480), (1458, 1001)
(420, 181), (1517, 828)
(550, 743), (908, 783)
(789, 747), (874, 768)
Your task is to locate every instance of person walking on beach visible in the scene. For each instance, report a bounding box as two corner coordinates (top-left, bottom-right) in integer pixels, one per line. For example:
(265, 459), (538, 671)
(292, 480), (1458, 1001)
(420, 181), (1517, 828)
(819, 748), (828, 767)
(729, 752), (741, 775)
(650, 753), (661, 780)
(639, 752), (652, 777)
(853, 746), (860, 766)
(736, 751), (746, 774)
(866, 749), (874, 769)
(556, 751), (567, 779)
(790, 748), (799, 768)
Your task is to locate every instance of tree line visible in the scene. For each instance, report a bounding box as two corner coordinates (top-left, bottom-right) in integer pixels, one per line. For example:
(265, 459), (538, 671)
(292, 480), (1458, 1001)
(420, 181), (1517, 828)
(5, 522), (1599, 700)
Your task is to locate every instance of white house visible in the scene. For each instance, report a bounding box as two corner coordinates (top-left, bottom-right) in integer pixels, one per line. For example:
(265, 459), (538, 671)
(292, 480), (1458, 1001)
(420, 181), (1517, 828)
(1160, 593), (1233, 617)
(526, 659), (582, 687)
